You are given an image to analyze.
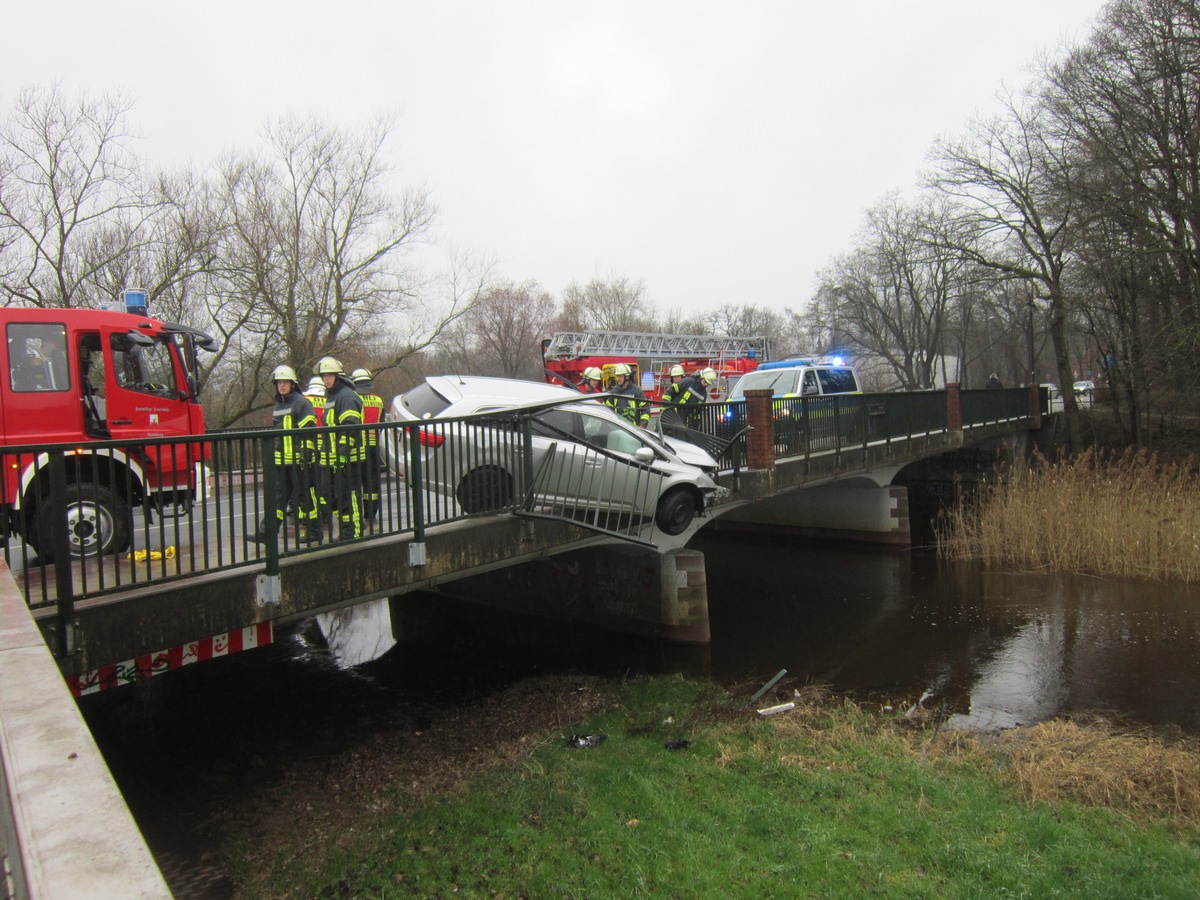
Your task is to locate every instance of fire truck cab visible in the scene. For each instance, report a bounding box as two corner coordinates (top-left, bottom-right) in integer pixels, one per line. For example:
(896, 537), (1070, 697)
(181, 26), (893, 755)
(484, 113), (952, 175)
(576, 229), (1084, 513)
(0, 291), (213, 560)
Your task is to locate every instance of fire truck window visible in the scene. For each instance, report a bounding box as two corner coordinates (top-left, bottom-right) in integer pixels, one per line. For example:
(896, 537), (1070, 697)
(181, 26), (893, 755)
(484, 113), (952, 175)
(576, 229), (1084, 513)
(7, 323), (69, 393)
(109, 333), (177, 397)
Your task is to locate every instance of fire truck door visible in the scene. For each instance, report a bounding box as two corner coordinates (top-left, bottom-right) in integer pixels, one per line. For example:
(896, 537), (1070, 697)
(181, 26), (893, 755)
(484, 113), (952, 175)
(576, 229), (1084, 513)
(103, 330), (191, 442)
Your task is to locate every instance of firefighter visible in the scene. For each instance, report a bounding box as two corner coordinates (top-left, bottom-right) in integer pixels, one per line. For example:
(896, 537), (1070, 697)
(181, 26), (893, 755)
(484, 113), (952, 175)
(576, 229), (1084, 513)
(605, 363), (650, 427)
(317, 356), (364, 541)
(351, 367), (384, 528)
(667, 365), (713, 426)
(578, 366), (605, 394)
(252, 364), (321, 544)
(304, 376), (333, 535)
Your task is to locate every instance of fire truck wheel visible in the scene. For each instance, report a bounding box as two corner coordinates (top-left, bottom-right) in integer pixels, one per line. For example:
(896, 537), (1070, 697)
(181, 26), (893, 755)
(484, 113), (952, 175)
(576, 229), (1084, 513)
(456, 466), (513, 514)
(34, 485), (131, 562)
(655, 487), (697, 535)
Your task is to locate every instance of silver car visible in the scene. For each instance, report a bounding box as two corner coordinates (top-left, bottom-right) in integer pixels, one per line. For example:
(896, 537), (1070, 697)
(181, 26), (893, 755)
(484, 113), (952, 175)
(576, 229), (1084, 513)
(385, 376), (722, 535)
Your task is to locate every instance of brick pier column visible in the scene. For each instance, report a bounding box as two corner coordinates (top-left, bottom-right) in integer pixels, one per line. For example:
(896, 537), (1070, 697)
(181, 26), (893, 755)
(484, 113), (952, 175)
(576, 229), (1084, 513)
(745, 388), (776, 469)
(946, 382), (962, 432)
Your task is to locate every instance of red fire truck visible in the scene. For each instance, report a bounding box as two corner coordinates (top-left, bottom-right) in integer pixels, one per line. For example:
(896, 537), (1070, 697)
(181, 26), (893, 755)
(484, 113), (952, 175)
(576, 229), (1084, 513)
(541, 330), (769, 401)
(0, 290), (214, 560)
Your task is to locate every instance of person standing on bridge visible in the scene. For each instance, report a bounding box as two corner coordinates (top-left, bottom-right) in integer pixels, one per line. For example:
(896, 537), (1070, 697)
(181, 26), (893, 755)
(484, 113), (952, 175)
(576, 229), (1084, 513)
(318, 357), (364, 541)
(578, 366), (605, 394)
(605, 363), (650, 428)
(252, 364), (321, 545)
(665, 366), (714, 426)
(351, 367), (385, 530)
(304, 376), (334, 536)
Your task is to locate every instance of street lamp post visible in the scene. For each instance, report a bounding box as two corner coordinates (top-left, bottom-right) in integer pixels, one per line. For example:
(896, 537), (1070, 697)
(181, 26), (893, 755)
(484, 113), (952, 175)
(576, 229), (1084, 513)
(1027, 294), (1036, 386)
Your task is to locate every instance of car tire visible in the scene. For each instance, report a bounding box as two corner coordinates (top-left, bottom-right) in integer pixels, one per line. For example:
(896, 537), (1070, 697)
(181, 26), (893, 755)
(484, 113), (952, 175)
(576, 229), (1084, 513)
(456, 466), (514, 514)
(33, 484), (131, 562)
(655, 487), (697, 535)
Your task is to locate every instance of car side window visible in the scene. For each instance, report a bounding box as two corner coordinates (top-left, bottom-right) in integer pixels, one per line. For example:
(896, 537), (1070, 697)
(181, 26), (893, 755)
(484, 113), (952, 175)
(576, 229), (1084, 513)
(817, 367), (858, 394)
(801, 370), (820, 396)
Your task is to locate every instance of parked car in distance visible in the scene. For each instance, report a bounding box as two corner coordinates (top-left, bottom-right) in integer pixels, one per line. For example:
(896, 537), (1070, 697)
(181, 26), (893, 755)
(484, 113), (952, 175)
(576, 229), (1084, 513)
(1073, 380), (1095, 408)
(384, 376), (723, 535)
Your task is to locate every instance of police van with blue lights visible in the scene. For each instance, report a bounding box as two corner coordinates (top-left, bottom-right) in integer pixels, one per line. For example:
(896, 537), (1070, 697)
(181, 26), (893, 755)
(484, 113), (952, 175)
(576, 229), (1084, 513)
(726, 356), (862, 403)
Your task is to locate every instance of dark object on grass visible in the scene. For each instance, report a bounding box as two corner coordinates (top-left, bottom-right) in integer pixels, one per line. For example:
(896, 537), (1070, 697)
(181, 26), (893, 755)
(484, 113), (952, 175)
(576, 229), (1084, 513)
(567, 733), (607, 748)
(664, 739), (692, 751)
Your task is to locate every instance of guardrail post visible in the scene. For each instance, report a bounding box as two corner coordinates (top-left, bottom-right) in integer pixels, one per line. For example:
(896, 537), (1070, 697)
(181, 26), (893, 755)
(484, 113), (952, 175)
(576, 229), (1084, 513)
(407, 423), (427, 565)
(257, 434), (281, 606)
(48, 450), (75, 655)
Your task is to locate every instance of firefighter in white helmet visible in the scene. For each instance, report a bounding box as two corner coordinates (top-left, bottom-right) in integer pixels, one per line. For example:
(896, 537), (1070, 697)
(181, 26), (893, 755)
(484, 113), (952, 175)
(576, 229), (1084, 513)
(252, 364), (321, 545)
(304, 376), (332, 533)
(350, 367), (384, 529)
(604, 363), (649, 427)
(578, 366), (605, 395)
(316, 356), (364, 540)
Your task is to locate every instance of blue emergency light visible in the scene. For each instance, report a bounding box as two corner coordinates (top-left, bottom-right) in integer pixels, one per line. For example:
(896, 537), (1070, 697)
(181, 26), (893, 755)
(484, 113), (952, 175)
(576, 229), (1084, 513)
(121, 289), (148, 316)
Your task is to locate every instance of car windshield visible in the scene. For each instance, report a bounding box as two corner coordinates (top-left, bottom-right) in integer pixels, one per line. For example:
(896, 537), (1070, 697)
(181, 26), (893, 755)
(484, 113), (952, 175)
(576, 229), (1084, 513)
(729, 369), (799, 398)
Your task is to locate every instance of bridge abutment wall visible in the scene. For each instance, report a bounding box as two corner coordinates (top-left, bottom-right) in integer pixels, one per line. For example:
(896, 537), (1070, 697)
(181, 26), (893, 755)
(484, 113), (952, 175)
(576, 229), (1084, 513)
(711, 483), (911, 546)
(419, 545), (712, 644)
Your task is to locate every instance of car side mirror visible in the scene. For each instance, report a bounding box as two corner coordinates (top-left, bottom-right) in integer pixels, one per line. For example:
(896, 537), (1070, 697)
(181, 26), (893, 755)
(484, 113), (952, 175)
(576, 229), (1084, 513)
(635, 447), (655, 463)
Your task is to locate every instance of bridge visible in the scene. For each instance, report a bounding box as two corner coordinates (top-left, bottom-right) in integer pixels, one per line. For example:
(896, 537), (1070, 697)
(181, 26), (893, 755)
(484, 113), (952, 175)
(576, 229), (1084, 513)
(5, 383), (1041, 695)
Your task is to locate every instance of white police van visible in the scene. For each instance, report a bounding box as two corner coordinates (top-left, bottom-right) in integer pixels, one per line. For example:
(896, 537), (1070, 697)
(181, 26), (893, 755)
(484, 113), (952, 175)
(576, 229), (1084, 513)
(727, 358), (862, 400)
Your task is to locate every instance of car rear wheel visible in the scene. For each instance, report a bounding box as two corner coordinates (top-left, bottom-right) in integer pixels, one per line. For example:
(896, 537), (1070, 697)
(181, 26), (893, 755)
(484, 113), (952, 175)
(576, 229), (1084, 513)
(456, 466), (514, 514)
(655, 487), (697, 535)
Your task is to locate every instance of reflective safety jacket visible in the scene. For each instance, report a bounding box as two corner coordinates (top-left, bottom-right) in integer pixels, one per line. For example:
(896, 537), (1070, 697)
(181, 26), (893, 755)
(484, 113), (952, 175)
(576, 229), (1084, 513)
(355, 382), (385, 448)
(272, 390), (317, 465)
(665, 374), (706, 405)
(305, 391), (334, 466)
(325, 375), (365, 464)
(605, 380), (650, 427)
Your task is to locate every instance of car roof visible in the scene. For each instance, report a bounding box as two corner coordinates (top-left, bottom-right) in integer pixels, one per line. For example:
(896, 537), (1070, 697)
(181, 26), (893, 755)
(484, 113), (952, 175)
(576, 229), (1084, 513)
(425, 375), (584, 407)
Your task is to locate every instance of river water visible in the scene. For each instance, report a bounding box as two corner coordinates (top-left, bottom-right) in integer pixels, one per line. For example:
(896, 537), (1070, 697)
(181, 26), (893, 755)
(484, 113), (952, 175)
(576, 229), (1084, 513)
(79, 531), (1200, 898)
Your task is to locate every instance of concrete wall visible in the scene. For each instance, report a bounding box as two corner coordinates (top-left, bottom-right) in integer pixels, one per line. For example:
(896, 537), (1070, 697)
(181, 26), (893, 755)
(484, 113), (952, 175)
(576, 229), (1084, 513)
(0, 563), (169, 899)
(712, 483), (912, 547)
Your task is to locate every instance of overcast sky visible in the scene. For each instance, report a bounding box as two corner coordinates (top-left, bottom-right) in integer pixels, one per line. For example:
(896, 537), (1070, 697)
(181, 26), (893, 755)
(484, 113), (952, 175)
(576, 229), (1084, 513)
(5, 1), (1108, 318)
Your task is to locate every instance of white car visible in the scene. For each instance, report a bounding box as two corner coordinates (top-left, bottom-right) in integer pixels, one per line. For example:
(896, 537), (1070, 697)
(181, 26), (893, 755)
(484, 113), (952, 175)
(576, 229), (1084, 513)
(384, 376), (723, 535)
(1073, 380), (1095, 408)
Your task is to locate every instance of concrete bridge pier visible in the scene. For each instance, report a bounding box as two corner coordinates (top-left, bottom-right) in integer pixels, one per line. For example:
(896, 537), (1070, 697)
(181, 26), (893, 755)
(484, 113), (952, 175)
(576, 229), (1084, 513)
(711, 481), (912, 547)
(416, 544), (713, 644)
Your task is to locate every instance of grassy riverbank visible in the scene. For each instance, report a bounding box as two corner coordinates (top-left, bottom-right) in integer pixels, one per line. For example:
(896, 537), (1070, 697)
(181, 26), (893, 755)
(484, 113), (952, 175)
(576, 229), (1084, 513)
(939, 447), (1200, 581)
(222, 676), (1200, 898)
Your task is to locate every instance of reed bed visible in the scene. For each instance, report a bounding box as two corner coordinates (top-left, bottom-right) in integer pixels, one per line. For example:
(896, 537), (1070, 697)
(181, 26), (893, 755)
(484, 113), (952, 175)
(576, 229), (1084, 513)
(939, 448), (1200, 582)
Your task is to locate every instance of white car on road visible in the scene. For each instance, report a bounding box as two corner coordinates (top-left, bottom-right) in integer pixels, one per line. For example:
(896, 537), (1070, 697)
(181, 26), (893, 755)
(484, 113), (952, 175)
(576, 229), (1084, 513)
(384, 376), (723, 535)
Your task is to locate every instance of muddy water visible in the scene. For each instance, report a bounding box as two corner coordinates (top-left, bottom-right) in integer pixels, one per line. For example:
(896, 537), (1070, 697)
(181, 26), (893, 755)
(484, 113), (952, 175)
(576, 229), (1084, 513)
(696, 534), (1200, 733)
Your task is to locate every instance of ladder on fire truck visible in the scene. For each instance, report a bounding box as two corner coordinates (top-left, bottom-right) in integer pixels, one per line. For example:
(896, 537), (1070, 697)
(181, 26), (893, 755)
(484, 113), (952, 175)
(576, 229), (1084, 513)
(543, 331), (769, 361)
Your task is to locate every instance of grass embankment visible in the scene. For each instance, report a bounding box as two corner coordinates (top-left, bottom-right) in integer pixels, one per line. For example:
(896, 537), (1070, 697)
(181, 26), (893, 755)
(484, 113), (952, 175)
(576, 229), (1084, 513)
(939, 448), (1200, 581)
(231, 677), (1200, 898)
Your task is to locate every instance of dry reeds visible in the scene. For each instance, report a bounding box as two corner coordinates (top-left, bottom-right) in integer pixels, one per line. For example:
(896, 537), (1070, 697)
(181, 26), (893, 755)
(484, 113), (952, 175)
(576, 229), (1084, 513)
(939, 448), (1200, 581)
(1002, 720), (1200, 827)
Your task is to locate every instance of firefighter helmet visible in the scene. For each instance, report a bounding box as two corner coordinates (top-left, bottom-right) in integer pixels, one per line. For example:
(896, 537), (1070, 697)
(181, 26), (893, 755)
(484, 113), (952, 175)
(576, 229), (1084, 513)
(271, 364), (299, 384)
(305, 383), (326, 398)
(350, 367), (373, 384)
(700, 367), (717, 385)
(613, 363), (632, 377)
(669, 364), (684, 378)
(306, 376), (324, 393)
(583, 366), (603, 382)
(316, 356), (344, 375)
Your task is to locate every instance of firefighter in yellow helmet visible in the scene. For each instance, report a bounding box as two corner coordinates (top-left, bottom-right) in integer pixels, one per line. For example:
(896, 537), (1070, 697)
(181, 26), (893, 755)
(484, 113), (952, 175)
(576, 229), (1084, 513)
(304, 376), (334, 536)
(351, 367), (384, 530)
(604, 363), (650, 427)
(252, 364), (321, 545)
(316, 356), (364, 540)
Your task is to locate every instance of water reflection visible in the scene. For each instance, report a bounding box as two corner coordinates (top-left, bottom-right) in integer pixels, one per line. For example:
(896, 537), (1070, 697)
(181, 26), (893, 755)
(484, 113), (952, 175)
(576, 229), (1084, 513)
(697, 534), (1200, 733)
(314, 598), (396, 667)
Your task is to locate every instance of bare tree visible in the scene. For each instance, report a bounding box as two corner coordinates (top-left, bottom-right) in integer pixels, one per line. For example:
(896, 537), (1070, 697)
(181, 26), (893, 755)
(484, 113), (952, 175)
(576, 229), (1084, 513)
(0, 84), (159, 308)
(441, 279), (556, 378)
(559, 274), (657, 332)
(929, 91), (1084, 449)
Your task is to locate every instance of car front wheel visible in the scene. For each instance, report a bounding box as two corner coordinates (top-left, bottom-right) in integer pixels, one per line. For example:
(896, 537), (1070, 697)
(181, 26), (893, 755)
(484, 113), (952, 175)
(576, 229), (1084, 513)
(655, 487), (697, 535)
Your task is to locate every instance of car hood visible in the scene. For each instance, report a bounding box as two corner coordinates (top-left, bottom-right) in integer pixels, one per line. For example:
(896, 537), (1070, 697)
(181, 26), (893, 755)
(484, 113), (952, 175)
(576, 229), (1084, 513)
(661, 436), (720, 471)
